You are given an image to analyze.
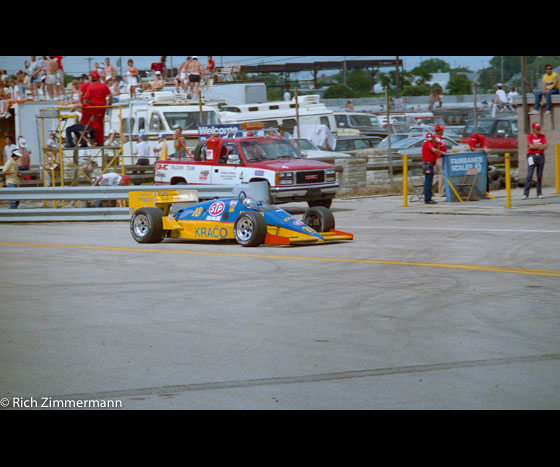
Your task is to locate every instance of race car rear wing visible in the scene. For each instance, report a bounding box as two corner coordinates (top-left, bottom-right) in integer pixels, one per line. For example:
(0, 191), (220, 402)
(129, 189), (199, 216)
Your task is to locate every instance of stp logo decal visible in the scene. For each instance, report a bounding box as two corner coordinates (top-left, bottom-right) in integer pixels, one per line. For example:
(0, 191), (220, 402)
(208, 201), (226, 216)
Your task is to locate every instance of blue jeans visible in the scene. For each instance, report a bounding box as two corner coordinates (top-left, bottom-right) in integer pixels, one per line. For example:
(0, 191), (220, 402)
(534, 88), (559, 111)
(423, 162), (435, 202)
(524, 154), (545, 196)
(7, 183), (19, 209)
(65, 123), (95, 148)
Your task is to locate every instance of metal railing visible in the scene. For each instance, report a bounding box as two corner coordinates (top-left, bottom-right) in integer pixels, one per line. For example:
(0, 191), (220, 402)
(0, 182), (270, 222)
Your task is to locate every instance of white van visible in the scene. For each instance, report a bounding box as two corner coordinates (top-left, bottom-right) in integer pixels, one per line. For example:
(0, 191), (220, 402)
(219, 95), (337, 136)
(106, 93), (223, 163)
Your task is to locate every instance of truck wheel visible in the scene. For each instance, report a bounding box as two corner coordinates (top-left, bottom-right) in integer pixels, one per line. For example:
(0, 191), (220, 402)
(130, 208), (164, 243)
(308, 199), (332, 208)
(303, 206), (335, 233)
(234, 212), (267, 247)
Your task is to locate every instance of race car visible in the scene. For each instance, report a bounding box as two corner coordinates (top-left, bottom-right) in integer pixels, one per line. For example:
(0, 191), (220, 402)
(128, 189), (353, 247)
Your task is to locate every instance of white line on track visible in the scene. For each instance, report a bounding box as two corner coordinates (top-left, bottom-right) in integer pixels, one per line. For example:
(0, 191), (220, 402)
(338, 226), (560, 233)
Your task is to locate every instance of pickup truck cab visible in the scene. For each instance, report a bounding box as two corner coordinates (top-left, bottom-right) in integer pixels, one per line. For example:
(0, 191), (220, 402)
(461, 116), (518, 152)
(154, 135), (339, 207)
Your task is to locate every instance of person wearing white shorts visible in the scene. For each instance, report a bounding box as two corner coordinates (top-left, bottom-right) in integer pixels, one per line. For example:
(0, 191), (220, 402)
(126, 59), (138, 97)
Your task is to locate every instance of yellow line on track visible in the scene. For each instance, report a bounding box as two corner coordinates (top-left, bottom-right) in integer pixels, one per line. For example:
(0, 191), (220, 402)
(1, 242), (560, 277)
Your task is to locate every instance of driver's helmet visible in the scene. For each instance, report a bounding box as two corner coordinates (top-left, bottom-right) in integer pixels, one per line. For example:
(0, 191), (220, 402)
(243, 197), (259, 210)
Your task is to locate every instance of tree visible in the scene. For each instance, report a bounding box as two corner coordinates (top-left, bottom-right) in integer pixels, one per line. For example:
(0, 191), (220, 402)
(446, 74), (472, 95)
(402, 84), (430, 96)
(419, 58), (450, 73)
(346, 69), (373, 96)
(408, 66), (432, 85)
(323, 84), (354, 99)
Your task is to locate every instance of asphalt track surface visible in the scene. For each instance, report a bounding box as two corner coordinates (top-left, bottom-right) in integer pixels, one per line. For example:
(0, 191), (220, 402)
(1, 187), (559, 410)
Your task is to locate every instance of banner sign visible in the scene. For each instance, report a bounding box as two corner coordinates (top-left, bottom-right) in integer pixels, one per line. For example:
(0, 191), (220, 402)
(198, 124), (242, 141)
(443, 151), (487, 202)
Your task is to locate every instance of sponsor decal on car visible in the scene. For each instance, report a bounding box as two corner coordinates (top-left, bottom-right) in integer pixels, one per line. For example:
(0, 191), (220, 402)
(208, 201), (226, 216)
(194, 226), (229, 239)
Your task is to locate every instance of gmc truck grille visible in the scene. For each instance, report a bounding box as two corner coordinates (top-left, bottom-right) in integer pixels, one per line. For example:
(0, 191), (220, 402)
(296, 171), (325, 184)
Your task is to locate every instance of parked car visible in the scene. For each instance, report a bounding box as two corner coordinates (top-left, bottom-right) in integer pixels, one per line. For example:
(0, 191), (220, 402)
(432, 108), (475, 126)
(385, 122), (414, 134)
(333, 135), (383, 153)
(413, 115), (446, 126)
(390, 135), (459, 158)
(295, 139), (352, 162)
(407, 125), (463, 138)
(376, 134), (418, 148)
(333, 112), (387, 137)
(460, 116), (518, 151)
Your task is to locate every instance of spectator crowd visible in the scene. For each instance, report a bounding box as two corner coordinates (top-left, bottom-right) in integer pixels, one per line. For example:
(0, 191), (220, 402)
(1, 56), (222, 120)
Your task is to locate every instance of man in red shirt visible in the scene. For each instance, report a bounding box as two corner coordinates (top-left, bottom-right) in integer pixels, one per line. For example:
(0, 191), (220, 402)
(467, 133), (489, 154)
(421, 132), (446, 204)
(205, 56), (216, 80)
(65, 74), (96, 147)
(84, 71), (112, 146)
(433, 125), (447, 197)
(53, 56), (65, 99)
(468, 132), (491, 192)
(151, 57), (165, 77)
(523, 122), (547, 199)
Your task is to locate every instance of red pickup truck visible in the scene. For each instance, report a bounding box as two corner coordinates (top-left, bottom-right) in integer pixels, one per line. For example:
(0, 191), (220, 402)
(154, 135), (339, 207)
(460, 116), (518, 152)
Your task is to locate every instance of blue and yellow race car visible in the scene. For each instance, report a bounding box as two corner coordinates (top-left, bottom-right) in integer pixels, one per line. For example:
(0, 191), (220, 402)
(128, 189), (353, 247)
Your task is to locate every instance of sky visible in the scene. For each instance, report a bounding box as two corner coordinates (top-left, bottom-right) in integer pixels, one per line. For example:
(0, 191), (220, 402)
(0, 56), (494, 76)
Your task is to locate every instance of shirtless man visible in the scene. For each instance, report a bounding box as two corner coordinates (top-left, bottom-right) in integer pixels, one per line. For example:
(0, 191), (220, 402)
(186, 56), (203, 100)
(176, 57), (191, 94)
(140, 71), (164, 91)
(46, 57), (59, 100)
(103, 58), (118, 81)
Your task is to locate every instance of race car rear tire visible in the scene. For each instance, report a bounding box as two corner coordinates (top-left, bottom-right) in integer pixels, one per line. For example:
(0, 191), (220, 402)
(302, 206), (335, 233)
(234, 211), (267, 247)
(130, 208), (164, 243)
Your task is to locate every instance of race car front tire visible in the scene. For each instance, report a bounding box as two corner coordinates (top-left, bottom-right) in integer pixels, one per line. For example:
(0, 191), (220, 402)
(302, 206), (335, 233)
(130, 208), (164, 243)
(234, 211), (267, 247)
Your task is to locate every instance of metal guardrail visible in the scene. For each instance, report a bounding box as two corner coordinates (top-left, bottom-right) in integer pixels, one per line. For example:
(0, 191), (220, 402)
(0, 183), (269, 222)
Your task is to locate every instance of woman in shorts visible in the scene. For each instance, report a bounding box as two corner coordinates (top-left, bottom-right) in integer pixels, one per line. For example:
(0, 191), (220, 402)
(126, 59), (138, 98)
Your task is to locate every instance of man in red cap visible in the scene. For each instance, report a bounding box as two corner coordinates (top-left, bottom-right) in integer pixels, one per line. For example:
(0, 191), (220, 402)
(468, 132), (490, 193)
(421, 132), (446, 204)
(433, 125), (447, 197)
(523, 122), (547, 199)
(84, 71), (112, 146)
(467, 133), (489, 154)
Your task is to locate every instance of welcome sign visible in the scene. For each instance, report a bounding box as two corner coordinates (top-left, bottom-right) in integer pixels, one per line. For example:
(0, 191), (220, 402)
(443, 151), (488, 202)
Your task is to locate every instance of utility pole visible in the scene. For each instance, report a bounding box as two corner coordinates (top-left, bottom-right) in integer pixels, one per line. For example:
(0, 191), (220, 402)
(86, 57), (93, 74)
(473, 81), (478, 132)
(395, 55), (400, 98)
(385, 86), (394, 190)
(501, 56), (504, 83)
(343, 56), (347, 86)
(521, 56), (529, 135)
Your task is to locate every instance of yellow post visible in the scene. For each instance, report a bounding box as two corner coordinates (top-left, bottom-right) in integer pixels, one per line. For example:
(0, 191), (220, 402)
(556, 144), (560, 194)
(505, 152), (511, 209)
(403, 154), (408, 207)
